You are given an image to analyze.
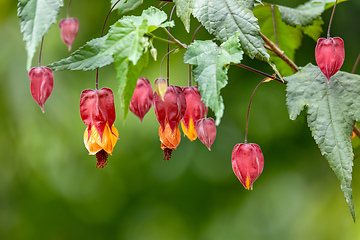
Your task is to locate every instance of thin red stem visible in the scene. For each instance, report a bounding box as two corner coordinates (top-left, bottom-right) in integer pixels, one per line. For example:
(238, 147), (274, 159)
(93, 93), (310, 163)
(188, 24), (203, 86)
(327, 0), (338, 38)
(234, 63), (285, 84)
(244, 78), (266, 144)
(38, 37), (44, 67)
(95, 0), (122, 90)
(166, 5), (176, 86)
(352, 53), (360, 74)
(67, 0), (73, 18)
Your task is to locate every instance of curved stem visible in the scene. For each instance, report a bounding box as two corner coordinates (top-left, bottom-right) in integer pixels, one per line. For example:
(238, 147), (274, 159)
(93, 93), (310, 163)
(148, 33), (176, 45)
(95, 0), (122, 90)
(233, 63), (285, 84)
(327, 0), (338, 38)
(162, 27), (187, 49)
(38, 37), (44, 67)
(67, 0), (73, 18)
(270, 5), (278, 46)
(260, 32), (298, 72)
(188, 24), (203, 86)
(245, 78), (266, 143)
(352, 53), (360, 74)
(160, 47), (179, 79)
(167, 5), (176, 86)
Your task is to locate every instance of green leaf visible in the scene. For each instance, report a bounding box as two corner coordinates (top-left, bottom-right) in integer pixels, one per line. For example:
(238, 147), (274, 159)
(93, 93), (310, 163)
(174, 0), (194, 32)
(111, 0), (143, 15)
(141, 6), (174, 31)
(277, 0), (348, 28)
(286, 63), (360, 221)
(47, 36), (113, 71)
(184, 34), (243, 125)
(192, 0), (269, 61)
(17, 0), (63, 70)
(299, 18), (324, 41)
(100, 17), (148, 64)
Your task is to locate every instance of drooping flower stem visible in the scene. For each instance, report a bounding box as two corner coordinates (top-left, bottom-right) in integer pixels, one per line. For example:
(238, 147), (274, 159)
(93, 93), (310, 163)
(166, 5), (176, 87)
(327, 0), (338, 39)
(95, 0), (122, 90)
(38, 37), (44, 67)
(244, 78), (266, 144)
(66, 0), (73, 18)
(188, 24), (203, 86)
(160, 47), (179, 79)
(352, 53), (360, 74)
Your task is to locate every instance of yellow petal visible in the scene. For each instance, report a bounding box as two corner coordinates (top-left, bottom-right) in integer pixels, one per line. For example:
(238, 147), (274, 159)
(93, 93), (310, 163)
(83, 124), (119, 155)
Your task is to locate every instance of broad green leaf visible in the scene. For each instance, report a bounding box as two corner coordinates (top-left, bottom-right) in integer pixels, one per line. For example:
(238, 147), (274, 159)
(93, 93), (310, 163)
(111, 0), (143, 15)
(184, 34), (243, 125)
(47, 36), (113, 71)
(100, 18), (148, 64)
(278, 0), (348, 27)
(299, 18), (324, 41)
(286, 63), (360, 221)
(174, 0), (194, 32)
(17, 0), (63, 70)
(141, 6), (174, 31)
(192, 0), (269, 61)
(100, 7), (172, 65)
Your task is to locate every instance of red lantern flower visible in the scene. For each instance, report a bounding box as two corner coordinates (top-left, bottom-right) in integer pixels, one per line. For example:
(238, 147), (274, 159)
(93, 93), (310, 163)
(232, 143), (264, 190)
(153, 85), (186, 160)
(181, 86), (206, 141)
(28, 66), (54, 113)
(80, 87), (118, 168)
(59, 18), (79, 51)
(195, 118), (216, 150)
(129, 77), (153, 122)
(315, 37), (345, 82)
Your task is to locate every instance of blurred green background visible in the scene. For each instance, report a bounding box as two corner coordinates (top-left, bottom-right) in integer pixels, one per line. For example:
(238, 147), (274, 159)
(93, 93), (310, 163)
(1, 0), (360, 239)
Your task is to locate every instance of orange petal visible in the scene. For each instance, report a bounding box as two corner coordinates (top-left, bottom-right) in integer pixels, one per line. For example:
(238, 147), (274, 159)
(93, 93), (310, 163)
(159, 122), (181, 150)
(84, 124), (119, 155)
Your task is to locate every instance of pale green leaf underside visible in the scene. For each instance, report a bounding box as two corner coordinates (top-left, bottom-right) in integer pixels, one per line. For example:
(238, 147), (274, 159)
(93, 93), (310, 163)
(193, 0), (268, 61)
(111, 0), (143, 15)
(184, 34), (243, 125)
(18, 0), (63, 70)
(286, 63), (360, 220)
(47, 36), (113, 71)
(174, 0), (194, 32)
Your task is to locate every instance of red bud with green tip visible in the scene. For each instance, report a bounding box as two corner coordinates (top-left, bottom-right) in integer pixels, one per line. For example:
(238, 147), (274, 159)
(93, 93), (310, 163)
(28, 66), (54, 113)
(129, 78), (153, 122)
(59, 18), (79, 51)
(195, 118), (216, 150)
(153, 85), (186, 132)
(232, 143), (264, 190)
(315, 37), (345, 82)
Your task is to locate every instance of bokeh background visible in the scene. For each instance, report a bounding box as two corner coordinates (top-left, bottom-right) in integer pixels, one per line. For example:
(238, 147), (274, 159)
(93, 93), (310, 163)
(1, 0), (360, 239)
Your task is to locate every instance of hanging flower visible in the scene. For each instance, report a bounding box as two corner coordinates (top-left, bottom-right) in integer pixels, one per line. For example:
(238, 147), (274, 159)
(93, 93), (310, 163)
(315, 37), (345, 82)
(195, 118), (216, 150)
(153, 85), (186, 160)
(59, 17), (79, 51)
(181, 86), (206, 141)
(80, 87), (118, 168)
(232, 143), (264, 190)
(28, 66), (54, 113)
(129, 77), (153, 122)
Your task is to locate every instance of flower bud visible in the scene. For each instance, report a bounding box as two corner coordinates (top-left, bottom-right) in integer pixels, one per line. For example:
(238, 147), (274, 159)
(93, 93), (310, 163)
(129, 77), (153, 122)
(231, 143), (264, 190)
(28, 66), (54, 113)
(181, 86), (206, 141)
(153, 85), (186, 132)
(315, 37), (345, 82)
(195, 118), (216, 150)
(59, 18), (79, 51)
(154, 78), (167, 101)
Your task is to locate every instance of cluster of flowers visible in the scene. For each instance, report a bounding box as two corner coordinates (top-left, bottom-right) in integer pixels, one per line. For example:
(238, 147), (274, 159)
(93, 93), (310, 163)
(27, 15), (266, 190)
